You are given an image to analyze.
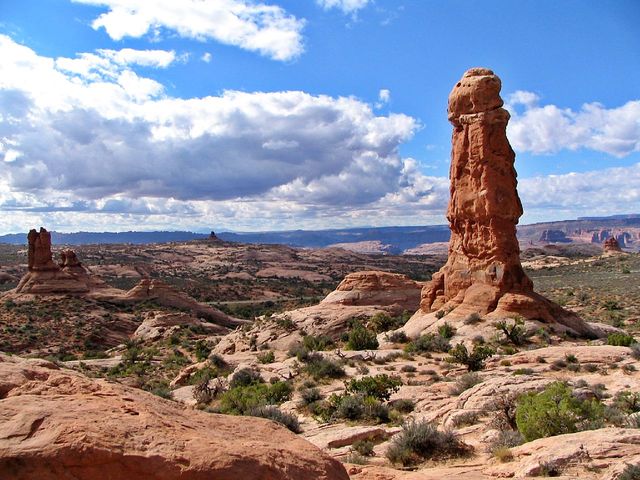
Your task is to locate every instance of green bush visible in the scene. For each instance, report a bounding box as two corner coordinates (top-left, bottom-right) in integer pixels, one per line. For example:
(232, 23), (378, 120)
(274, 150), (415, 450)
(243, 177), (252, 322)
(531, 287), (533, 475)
(299, 387), (323, 405)
(386, 420), (468, 466)
(302, 334), (334, 351)
(194, 340), (212, 361)
(515, 381), (604, 441)
(219, 381), (293, 414)
(257, 350), (275, 364)
(347, 321), (379, 350)
(438, 322), (456, 339)
(386, 330), (409, 343)
(448, 343), (494, 371)
(303, 352), (345, 380)
(229, 368), (263, 388)
(249, 405), (301, 433)
(619, 464), (640, 480)
(345, 374), (402, 402)
(405, 333), (450, 354)
(368, 312), (408, 333)
(449, 372), (483, 395)
(608, 332), (636, 346)
(495, 317), (527, 345)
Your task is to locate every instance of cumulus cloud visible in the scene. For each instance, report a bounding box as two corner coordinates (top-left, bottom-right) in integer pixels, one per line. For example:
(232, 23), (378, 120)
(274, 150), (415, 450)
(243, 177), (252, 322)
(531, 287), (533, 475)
(316, 0), (371, 14)
(0, 35), (430, 232)
(201, 52), (212, 63)
(73, 0), (305, 61)
(507, 91), (640, 158)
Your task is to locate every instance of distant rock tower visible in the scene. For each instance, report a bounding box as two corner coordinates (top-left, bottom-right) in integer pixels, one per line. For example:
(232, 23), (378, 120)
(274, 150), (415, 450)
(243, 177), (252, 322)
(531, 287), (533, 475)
(27, 228), (59, 271)
(405, 68), (600, 338)
(603, 236), (623, 253)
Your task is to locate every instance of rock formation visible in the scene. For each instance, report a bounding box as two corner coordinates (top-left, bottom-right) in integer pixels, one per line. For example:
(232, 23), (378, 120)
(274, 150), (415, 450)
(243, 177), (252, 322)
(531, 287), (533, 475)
(603, 236), (623, 253)
(404, 68), (601, 338)
(27, 228), (58, 271)
(538, 229), (571, 243)
(133, 311), (228, 341)
(321, 271), (421, 310)
(0, 353), (349, 480)
(14, 229), (91, 295)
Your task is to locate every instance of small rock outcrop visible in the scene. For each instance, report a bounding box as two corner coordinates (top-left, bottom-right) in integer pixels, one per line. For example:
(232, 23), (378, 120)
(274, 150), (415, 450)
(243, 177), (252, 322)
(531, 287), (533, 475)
(133, 311), (227, 341)
(321, 271), (421, 311)
(405, 68), (600, 339)
(0, 353), (349, 480)
(603, 236), (623, 253)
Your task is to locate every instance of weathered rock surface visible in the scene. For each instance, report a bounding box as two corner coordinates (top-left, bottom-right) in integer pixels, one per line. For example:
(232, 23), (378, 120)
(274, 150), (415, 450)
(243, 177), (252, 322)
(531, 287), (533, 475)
(486, 428), (640, 478)
(405, 68), (599, 339)
(133, 311), (227, 341)
(322, 271), (421, 312)
(0, 353), (349, 480)
(538, 229), (571, 243)
(27, 228), (58, 271)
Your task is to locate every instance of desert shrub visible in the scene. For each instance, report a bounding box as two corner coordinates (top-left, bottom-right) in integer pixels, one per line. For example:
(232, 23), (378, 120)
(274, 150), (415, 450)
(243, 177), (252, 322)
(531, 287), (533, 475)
(603, 300), (621, 311)
(208, 353), (228, 368)
(608, 332), (636, 346)
(386, 330), (409, 344)
(435, 310), (446, 319)
(613, 391), (640, 413)
(229, 368), (263, 388)
(565, 353), (578, 363)
(438, 322), (456, 339)
(345, 374), (402, 401)
(352, 439), (375, 456)
(448, 343), (495, 372)
(391, 398), (415, 413)
(257, 350), (275, 364)
(405, 333), (450, 354)
(249, 405), (301, 433)
(492, 447), (513, 463)
(219, 381), (293, 414)
(194, 340), (212, 361)
(302, 334), (334, 352)
(449, 372), (483, 395)
(385, 420), (468, 466)
(347, 321), (379, 350)
(451, 410), (480, 427)
(486, 430), (523, 459)
(515, 381), (604, 441)
(631, 343), (640, 360)
(303, 352), (345, 380)
(400, 364), (417, 373)
(369, 312), (407, 333)
(488, 394), (519, 431)
(336, 394), (366, 420)
(299, 387), (323, 405)
(619, 464), (640, 480)
(513, 368), (534, 375)
(344, 452), (368, 465)
(193, 377), (215, 405)
(495, 317), (527, 345)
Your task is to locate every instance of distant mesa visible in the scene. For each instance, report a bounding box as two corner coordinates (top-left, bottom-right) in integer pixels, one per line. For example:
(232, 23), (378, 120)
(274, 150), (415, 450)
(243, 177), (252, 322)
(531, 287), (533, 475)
(538, 229), (571, 243)
(402, 68), (609, 340)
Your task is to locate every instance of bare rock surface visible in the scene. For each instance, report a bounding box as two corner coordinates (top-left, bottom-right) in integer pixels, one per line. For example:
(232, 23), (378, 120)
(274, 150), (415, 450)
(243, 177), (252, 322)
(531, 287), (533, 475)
(0, 353), (349, 480)
(486, 428), (640, 478)
(404, 69), (600, 340)
(603, 236), (623, 253)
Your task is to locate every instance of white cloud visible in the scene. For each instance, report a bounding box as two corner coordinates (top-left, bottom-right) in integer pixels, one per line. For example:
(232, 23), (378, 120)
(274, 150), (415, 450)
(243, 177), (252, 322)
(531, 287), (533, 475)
(316, 0), (371, 14)
(97, 48), (176, 68)
(375, 88), (390, 108)
(73, 0), (305, 61)
(201, 52), (212, 63)
(507, 91), (640, 158)
(0, 35), (429, 232)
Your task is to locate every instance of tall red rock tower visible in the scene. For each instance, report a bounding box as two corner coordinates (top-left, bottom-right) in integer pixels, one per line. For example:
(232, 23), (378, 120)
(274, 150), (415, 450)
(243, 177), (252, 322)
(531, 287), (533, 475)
(412, 68), (599, 338)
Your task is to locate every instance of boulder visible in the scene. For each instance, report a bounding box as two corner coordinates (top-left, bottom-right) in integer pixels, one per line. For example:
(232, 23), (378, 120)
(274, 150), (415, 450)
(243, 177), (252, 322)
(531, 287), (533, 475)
(0, 353), (349, 480)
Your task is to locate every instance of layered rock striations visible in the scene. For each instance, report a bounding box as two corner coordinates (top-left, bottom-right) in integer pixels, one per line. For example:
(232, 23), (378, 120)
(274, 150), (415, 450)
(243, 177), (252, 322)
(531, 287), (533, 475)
(405, 68), (600, 338)
(603, 236), (623, 253)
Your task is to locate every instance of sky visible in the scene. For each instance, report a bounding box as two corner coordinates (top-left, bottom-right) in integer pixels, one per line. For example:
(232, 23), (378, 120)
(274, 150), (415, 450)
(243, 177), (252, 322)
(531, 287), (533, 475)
(0, 0), (639, 233)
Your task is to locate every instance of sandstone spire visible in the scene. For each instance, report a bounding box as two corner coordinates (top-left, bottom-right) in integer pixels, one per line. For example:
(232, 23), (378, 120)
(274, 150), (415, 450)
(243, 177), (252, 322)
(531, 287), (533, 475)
(404, 68), (600, 338)
(27, 228), (59, 271)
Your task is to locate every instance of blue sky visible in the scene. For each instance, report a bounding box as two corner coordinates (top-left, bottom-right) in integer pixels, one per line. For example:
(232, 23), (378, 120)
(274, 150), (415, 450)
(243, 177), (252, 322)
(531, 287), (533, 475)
(0, 0), (638, 233)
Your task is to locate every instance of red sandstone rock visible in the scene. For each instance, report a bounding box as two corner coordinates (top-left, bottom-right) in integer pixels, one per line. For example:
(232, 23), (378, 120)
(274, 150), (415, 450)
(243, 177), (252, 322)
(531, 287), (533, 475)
(0, 353), (349, 480)
(603, 236), (622, 252)
(410, 68), (598, 338)
(27, 228), (58, 271)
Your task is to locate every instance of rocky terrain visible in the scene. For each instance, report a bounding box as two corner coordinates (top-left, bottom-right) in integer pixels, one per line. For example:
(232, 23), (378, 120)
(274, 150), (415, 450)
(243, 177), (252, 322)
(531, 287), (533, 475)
(1, 68), (640, 480)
